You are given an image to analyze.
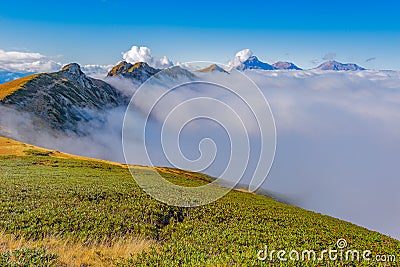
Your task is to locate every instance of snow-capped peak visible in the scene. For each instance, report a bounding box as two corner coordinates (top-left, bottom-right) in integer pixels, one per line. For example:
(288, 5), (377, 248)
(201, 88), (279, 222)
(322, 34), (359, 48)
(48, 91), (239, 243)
(228, 49), (253, 68)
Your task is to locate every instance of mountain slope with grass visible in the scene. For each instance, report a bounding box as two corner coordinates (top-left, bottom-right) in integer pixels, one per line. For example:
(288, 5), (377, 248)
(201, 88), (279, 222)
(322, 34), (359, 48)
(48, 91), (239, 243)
(0, 136), (398, 266)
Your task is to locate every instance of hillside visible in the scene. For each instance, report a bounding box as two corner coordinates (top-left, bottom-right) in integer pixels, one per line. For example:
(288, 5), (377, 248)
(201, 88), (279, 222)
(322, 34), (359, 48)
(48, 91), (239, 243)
(0, 136), (398, 266)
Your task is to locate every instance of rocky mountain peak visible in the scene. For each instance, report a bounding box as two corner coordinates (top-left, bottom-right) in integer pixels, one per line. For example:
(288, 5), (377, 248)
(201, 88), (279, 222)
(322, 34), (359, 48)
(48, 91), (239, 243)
(236, 56), (276, 71)
(196, 64), (228, 73)
(272, 61), (302, 70)
(61, 63), (84, 76)
(108, 61), (130, 76)
(316, 61), (366, 71)
(246, 56), (259, 62)
(107, 61), (160, 83)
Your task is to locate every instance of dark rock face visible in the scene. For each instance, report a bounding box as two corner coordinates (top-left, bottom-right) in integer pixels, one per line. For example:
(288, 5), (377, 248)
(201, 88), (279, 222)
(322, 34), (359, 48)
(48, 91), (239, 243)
(61, 63), (84, 76)
(272, 61), (302, 70)
(1, 63), (126, 133)
(316, 61), (366, 71)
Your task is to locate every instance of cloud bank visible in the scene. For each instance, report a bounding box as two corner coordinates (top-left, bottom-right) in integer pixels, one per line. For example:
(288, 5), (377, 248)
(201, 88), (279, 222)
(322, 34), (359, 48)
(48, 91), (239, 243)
(246, 70), (400, 240)
(366, 57), (377, 62)
(322, 52), (337, 61)
(0, 49), (61, 72)
(0, 48), (115, 78)
(122, 46), (173, 69)
(82, 64), (114, 79)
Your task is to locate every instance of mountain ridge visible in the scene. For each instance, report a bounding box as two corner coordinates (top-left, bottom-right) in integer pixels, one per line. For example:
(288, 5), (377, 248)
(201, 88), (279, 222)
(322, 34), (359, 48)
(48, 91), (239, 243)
(107, 61), (197, 82)
(272, 61), (302, 70)
(0, 63), (126, 133)
(235, 56), (276, 71)
(315, 60), (366, 71)
(197, 64), (229, 73)
(107, 61), (160, 83)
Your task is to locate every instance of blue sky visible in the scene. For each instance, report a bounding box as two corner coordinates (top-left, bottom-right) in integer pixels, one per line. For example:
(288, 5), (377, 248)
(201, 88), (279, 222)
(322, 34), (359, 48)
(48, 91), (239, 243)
(0, 0), (399, 70)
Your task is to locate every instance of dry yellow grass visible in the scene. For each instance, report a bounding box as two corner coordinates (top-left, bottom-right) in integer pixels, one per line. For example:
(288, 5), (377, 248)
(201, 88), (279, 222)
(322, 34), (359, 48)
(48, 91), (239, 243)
(0, 135), (47, 156)
(196, 64), (217, 73)
(0, 136), (181, 174)
(0, 74), (39, 100)
(0, 135), (127, 168)
(156, 167), (203, 179)
(0, 232), (155, 266)
(234, 188), (254, 194)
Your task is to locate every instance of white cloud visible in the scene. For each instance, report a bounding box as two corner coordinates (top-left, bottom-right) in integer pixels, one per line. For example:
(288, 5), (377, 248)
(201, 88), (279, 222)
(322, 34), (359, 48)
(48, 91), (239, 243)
(82, 64), (114, 79)
(322, 52), (337, 61)
(228, 48), (253, 67)
(122, 46), (173, 69)
(0, 49), (62, 73)
(0, 50), (44, 61)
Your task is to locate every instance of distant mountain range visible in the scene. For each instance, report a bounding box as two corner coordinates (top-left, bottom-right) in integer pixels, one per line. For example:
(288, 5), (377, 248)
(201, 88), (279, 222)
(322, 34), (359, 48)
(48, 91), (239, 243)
(107, 59), (366, 74)
(272, 61), (302, 70)
(229, 55), (365, 72)
(314, 60), (366, 71)
(0, 56), (369, 87)
(0, 56), (370, 136)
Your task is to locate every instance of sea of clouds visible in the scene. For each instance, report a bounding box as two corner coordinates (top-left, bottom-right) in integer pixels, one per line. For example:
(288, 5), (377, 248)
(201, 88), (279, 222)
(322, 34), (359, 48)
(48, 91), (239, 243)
(249, 70), (400, 240)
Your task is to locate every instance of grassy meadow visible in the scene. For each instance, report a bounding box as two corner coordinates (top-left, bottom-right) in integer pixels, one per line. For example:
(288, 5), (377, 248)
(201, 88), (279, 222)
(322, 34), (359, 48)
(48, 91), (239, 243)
(0, 137), (398, 266)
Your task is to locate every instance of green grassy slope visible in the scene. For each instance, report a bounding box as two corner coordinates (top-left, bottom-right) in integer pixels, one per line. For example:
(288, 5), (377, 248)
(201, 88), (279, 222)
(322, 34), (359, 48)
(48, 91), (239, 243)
(0, 153), (399, 266)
